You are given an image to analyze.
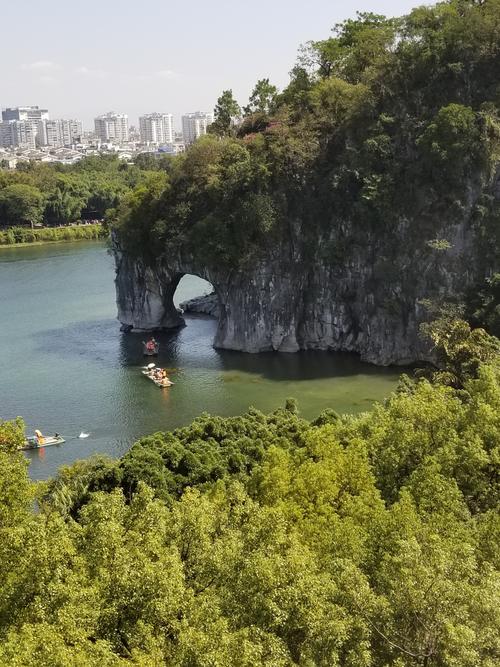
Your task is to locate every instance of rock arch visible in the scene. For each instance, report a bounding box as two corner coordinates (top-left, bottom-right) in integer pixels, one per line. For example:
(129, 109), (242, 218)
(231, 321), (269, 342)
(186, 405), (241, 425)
(113, 243), (303, 353)
(112, 230), (475, 365)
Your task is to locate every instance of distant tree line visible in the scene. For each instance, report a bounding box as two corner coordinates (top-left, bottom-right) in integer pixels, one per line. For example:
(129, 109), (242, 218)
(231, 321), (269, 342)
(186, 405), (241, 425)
(0, 154), (169, 229)
(0, 223), (106, 245)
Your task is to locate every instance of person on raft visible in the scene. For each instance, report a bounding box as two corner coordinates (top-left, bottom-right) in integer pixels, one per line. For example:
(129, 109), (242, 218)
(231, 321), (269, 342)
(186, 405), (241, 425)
(146, 337), (157, 352)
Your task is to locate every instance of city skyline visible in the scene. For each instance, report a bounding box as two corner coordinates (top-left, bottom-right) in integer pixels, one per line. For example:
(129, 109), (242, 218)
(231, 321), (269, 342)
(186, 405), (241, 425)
(0, 105), (217, 141)
(1, 0), (418, 128)
(0, 105), (218, 152)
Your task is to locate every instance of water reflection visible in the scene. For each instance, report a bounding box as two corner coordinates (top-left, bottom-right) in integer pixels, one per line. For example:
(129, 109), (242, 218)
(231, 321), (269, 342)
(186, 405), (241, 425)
(118, 328), (185, 367)
(216, 347), (397, 382)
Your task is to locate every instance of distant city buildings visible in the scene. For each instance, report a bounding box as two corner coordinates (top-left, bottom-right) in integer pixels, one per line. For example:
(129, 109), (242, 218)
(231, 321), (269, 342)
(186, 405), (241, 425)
(94, 112), (129, 144)
(128, 125), (141, 143)
(139, 113), (174, 145)
(45, 119), (83, 148)
(0, 106), (50, 149)
(181, 111), (213, 145)
(0, 106), (83, 149)
(0, 103), (216, 163)
(0, 121), (36, 150)
(2, 106), (49, 122)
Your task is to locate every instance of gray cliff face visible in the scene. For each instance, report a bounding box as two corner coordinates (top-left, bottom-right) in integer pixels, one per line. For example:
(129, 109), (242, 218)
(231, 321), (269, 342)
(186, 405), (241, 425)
(112, 208), (492, 365)
(114, 248), (184, 331)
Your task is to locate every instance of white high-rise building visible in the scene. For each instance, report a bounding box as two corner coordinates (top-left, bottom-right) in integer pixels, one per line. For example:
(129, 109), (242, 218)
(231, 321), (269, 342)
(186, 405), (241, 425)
(45, 119), (83, 147)
(181, 111), (213, 145)
(61, 119), (83, 146)
(2, 106), (49, 123)
(94, 112), (129, 144)
(139, 113), (174, 145)
(0, 120), (38, 149)
(0, 106), (50, 148)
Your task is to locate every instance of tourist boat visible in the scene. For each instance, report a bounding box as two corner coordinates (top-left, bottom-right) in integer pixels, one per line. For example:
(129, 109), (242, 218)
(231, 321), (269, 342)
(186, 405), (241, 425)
(143, 340), (159, 356)
(141, 364), (173, 387)
(20, 431), (65, 451)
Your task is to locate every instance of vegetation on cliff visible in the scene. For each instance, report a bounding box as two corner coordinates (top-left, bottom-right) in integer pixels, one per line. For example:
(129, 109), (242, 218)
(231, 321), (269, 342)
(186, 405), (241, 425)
(114, 0), (500, 291)
(0, 318), (499, 665)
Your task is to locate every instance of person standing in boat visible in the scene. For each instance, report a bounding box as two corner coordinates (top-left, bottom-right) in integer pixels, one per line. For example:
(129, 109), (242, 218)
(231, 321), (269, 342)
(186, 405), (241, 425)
(146, 337), (157, 353)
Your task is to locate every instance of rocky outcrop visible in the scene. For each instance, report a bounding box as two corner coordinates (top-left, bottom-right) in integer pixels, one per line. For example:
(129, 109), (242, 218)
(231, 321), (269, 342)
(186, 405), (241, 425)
(113, 247), (185, 331)
(180, 293), (219, 318)
(113, 217), (491, 365)
(112, 166), (498, 365)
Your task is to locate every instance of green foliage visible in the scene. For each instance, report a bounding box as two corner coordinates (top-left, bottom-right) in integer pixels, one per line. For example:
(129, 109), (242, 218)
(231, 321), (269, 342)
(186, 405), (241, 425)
(133, 152), (173, 172)
(0, 155), (158, 232)
(426, 238), (452, 250)
(420, 315), (500, 387)
(125, 406), (301, 488)
(112, 0), (500, 274)
(1, 334), (500, 664)
(278, 66), (313, 113)
(308, 76), (370, 132)
(468, 273), (500, 337)
(43, 455), (122, 518)
(0, 417), (25, 453)
(244, 78), (279, 115)
(299, 12), (397, 83)
(115, 135), (277, 265)
(417, 103), (483, 183)
(0, 223), (106, 245)
(2, 2), (500, 660)
(210, 89), (241, 137)
(0, 184), (44, 227)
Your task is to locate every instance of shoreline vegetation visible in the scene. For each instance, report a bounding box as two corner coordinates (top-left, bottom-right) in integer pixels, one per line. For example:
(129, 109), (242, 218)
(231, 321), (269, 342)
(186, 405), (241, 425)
(0, 223), (107, 246)
(0, 154), (168, 248)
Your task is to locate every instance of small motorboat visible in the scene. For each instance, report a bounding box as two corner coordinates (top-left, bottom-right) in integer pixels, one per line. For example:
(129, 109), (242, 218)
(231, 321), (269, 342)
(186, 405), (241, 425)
(143, 339), (159, 356)
(20, 430), (65, 451)
(141, 364), (174, 387)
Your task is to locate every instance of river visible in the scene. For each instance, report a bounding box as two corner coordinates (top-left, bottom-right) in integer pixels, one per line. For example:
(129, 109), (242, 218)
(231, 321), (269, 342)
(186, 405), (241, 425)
(0, 241), (402, 480)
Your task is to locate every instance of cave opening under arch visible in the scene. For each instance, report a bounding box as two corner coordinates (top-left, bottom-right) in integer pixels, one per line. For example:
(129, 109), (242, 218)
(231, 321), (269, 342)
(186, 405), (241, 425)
(173, 273), (217, 321)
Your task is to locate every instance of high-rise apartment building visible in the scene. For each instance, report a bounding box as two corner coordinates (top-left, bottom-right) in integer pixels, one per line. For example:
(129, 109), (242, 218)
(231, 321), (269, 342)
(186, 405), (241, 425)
(139, 113), (174, 145)
(0, 120), (38, 149)
(0, 106), (50, 148)
(94, 112), (129, 144)
(181, 111), (213, 145)
(2, 106), (49, 122)
(45, 119), (83, 147)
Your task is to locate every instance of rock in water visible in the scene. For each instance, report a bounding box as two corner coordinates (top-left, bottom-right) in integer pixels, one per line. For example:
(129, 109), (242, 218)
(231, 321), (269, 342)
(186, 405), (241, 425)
(180, 293), (219, 318)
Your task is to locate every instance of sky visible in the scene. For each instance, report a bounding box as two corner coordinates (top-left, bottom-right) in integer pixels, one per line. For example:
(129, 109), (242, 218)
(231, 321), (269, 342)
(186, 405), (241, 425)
(1, 0), (420, 130)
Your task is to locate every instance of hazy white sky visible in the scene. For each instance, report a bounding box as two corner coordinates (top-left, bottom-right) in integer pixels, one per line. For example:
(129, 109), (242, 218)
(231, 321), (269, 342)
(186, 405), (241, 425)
(1, 0), (420, 129)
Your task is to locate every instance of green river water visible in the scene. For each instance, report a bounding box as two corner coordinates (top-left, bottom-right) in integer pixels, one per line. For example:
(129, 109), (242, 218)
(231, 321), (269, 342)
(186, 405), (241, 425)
(0, 241), (402, 480)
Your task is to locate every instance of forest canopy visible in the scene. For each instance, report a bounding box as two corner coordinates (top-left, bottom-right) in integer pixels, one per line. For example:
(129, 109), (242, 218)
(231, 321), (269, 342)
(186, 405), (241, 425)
(0, 316), (499, 665)
(0, 155), (168, 228)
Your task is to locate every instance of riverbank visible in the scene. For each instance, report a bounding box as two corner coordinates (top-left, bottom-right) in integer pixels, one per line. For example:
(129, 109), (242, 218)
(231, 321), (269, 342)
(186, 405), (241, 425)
(0, 224), (107, 246)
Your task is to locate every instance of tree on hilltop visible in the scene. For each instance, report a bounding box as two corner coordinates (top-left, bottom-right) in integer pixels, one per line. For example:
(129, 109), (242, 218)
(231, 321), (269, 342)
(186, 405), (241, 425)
(211, 89), (241, 137)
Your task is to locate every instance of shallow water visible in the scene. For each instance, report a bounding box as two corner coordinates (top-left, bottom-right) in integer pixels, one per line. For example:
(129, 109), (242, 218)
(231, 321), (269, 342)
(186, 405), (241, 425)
(0, 241), (401, 480)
